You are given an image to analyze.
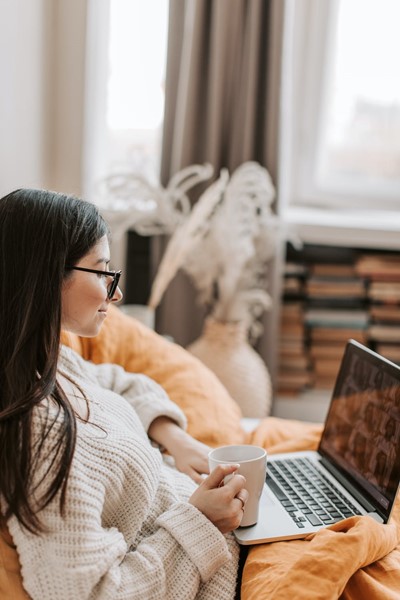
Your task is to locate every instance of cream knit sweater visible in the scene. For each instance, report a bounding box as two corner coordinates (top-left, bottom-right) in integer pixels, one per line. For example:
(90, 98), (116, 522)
(8, 346), (239, 600)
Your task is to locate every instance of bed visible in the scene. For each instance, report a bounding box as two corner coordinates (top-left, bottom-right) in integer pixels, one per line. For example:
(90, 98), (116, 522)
(1, 304), (399, 599)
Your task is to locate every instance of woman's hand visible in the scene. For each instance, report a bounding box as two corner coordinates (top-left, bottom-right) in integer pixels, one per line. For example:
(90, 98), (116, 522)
(148, 417), (210, 483)
(168, 433), (211, 483)
(189, 464), (249, 533)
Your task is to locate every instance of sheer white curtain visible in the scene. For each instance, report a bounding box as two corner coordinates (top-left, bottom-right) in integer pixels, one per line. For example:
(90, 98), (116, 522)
(82, 0), (168, 202)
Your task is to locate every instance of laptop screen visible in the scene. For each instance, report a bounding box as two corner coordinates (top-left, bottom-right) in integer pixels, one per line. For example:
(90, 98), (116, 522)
(319, 340), (400, 520)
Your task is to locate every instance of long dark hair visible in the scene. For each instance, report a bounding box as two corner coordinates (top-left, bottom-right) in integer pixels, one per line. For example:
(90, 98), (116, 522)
(0, 188), (108, 533)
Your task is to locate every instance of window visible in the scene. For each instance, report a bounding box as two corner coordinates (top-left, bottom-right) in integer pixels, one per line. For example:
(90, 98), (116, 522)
(281, 0), (400, 211)
(83, 0), (168, 201)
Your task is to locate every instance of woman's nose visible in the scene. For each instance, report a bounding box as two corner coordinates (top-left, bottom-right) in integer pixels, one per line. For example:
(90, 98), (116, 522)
(110, 285), (123, 303)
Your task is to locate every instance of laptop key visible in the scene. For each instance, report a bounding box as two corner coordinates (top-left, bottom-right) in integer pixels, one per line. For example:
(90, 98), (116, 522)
(305, 513), (323, 526)
(327, 506), (340, 514)
(320, 514), (335, 522)
(266, 475), (288, 501)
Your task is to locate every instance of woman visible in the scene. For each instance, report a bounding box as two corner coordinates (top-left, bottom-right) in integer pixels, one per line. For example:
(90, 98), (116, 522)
(0, 189), (248, 599)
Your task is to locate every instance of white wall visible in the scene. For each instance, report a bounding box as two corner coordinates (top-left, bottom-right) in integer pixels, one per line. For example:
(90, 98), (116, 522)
(0, 0), (87, 197)
(0, 0), (48, 195)
(49, 0), (88, 194)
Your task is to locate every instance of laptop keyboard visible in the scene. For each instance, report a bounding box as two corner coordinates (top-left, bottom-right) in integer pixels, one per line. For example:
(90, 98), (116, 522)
(266, 457), (361, 528)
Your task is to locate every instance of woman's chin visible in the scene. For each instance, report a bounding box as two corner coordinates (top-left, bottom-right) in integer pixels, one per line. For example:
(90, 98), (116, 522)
(85, 323), (105, 337)
(62, 321), (104, 338)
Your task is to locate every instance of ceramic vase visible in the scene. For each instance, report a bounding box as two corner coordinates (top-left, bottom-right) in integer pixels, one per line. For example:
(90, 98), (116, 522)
(187, 317), (272, 417)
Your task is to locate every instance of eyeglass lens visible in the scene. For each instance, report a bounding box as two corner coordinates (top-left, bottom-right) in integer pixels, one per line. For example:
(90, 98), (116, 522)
(108, 271), (121, 299)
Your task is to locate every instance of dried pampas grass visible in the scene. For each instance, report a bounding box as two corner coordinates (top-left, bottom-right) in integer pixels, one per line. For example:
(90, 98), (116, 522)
(149, 161), (277, 341)
(97, 163), (214, 238)
(148, 170), (229, 308)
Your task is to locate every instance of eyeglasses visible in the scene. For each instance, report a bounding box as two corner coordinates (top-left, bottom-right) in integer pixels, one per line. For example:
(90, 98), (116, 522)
(66, 266), (122, 299)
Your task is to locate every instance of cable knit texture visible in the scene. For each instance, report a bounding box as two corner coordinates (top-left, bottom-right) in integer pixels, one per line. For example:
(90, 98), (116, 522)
(7, 346), (239, 600)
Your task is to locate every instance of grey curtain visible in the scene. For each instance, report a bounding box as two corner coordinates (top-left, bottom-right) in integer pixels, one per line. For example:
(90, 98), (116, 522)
(154, 0), (284, 372)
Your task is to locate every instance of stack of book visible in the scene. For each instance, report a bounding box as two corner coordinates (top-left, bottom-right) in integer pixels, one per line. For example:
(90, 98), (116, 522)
(277, 262), (313, 394)
(356, 254), (400, 364)
(278, 246), (400, 395)
(306, 263), (366, 308)
(304, 262), (368, 387)
(277, 301), (313, 394)
(282, 262), (307, 298)
(305, 308), (369, 388)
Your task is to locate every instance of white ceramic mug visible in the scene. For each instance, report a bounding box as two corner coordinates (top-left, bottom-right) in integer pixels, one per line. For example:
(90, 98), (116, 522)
(208, 444), (267, 527)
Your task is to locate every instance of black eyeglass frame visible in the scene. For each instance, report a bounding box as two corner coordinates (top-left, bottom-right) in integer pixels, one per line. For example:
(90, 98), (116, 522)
(66, 266), (122, 299)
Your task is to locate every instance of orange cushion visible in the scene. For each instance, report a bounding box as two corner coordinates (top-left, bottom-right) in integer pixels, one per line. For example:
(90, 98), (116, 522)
(0, 526), (30, 599)
(61, 304), (246, 448)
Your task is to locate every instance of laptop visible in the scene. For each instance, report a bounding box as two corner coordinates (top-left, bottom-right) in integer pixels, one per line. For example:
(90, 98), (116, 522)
(234, 339), (400, 545)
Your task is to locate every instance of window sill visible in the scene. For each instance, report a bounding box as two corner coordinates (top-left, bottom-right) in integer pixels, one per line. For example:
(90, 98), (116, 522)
(282, 207), (400, 250)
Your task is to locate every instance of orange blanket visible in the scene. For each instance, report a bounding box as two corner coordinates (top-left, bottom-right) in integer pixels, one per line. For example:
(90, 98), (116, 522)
(242, 417), (400, 600)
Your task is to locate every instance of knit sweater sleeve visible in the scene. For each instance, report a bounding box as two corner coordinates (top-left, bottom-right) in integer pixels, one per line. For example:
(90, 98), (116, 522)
(60, 345), (187, 433)
(8, 418), (232, 600)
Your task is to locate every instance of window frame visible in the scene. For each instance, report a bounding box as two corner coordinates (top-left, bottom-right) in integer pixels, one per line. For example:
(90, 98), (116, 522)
(280, 0), (400, 213)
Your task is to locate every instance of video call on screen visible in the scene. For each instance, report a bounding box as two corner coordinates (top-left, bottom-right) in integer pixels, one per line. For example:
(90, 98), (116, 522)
(321, 349), (400, 505)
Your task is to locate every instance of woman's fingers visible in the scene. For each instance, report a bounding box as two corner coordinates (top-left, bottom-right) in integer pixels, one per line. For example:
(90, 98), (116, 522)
(235, 488), (249, 510)
(189, 464), (249, 532)
(201, 463), (240, 489)
(187, 467), (205, 485)
(224, 470), (247, 497)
